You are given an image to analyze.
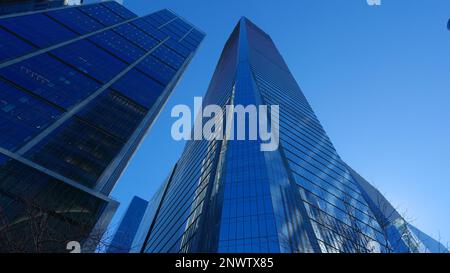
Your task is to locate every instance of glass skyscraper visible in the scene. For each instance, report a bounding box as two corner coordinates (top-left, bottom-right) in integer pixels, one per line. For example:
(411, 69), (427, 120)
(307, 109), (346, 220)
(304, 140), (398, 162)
(0, 1), (204, 252)
(106, 196), (148, 253)
(135, 17), (443, 253)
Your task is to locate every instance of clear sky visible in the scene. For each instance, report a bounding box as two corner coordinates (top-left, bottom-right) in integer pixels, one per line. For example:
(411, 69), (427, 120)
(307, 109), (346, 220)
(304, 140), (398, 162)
(108, 0), (450, 246)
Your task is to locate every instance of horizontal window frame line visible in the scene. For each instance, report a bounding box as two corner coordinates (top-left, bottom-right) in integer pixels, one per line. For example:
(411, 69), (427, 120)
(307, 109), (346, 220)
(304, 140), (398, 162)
(95, 48), (199, 194)
(15, 36), (171, 156)
(0, 0), (103, 20)
(0, 146), (114, 203)
(178, 27), (194, 43)
(0, 13), (145, 70)
(101, 1), (138, 21)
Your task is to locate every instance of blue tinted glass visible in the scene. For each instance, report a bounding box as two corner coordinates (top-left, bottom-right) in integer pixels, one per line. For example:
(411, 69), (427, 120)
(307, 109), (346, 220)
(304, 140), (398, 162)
(101, 1), (137, 20)
(89, 30), (145, 64)
(160, 24), (184, 40)
(136, 55), (175, 85)
(152, 44), (184, 70)
(0, 80), (61, 151)
(190, 29), (205, 43)
(51, 39), (127, 83)
(162, 18), (192, 40)
(0, 153), (108, 247)
(46, 7), (104, 35)
(25, 117), (124, 188)
(172, 18), (191, 33)
(79, 4), (123, 26)
(113, 23), (158, 50)
(164, 38), (191, 58)
(182, 35), (202, 51)
(155, 9), (177, 21)
(0, 28), (36, 63)
(0, 13), (77, 48)
(112, 68), (164, 108)
(0, 54), (101, 109)
(132, 18), (167, 41)
(77, 89), (147, 141)
(143, 15), (163, 28)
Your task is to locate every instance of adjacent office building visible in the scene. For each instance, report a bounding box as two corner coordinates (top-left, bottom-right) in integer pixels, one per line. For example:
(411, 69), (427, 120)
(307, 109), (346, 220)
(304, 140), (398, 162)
(134, 18), (445, 253)
(0, 1), (204, 252)
(106, 196), (148, 253)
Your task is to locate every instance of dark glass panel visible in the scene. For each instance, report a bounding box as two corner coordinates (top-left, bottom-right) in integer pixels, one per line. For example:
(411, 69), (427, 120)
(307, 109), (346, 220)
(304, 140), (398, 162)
(0, 28), (36, 63)
(151, 44), (184, 70)
(0, 13), (77, 48)
(0, 154), (107, 252)
(79, 4), (123, 26)
(164, 38), (191, 58)
(0, 54), (101, 110)
(113, 23), (158, 51)
(0, 80), (62, 151)
(132, 18), (167, 41)
(88, 30), (145, 64)
(46, 7), (104, 35)
(101, 1), (137, 20)
(111, 68), (164, 109)
(77, 89), (147, 141)
(136, 54), (176, 86)
(51, 39), (127, 83)
(25, 118), (124, 188)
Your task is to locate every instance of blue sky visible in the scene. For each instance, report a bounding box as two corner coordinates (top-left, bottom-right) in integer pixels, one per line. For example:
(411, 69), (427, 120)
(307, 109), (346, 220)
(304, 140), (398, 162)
(109, 0), (450, 245)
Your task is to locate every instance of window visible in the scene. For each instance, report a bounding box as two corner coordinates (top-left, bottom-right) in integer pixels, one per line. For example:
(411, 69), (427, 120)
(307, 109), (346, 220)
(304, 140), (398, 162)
(51, 39), (127, 83)
(0, 54), (101, 109)
(152, 44), (185, 70)
(164, 38), (191, 58)
(46, 7), (104, 35)
(101, 1), (137, 20)
(0, 28), (36, 63)
(0, 13), (77, 48)
(89, 30), (145, 64)
(132, 18), (167, 41)
(0, 80), (61, 151)
(77, 89), (147, 141)
(26, 118), (125, 188)
(113, 23), (158, 51)
(79, 4), (124, 26)
(136, 54), (175, 85)
(111, 68), (164, 108)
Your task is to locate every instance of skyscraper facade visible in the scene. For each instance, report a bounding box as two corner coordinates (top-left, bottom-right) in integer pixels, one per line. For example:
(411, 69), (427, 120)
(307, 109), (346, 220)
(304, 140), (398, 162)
(135, 18), (436, 253)
(0, 1), (204, 252)
(106, 196), (148, 253)
(347, 166), (449, 253)
(0, 0), (66, 16)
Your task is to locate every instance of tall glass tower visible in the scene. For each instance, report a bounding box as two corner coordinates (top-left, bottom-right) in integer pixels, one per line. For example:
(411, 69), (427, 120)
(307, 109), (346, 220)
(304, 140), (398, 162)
(0, 1), (204, 252)
(136, 18), (429, 253)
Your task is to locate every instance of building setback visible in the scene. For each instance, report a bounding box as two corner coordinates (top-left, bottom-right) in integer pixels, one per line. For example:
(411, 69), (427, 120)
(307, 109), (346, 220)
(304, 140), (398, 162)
(0, 1), (204, 252)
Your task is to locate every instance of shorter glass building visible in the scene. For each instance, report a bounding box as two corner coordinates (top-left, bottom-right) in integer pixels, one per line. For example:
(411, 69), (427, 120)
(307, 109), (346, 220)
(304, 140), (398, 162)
(0, 1), (204, 252)
(106, 196), (148, 253)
